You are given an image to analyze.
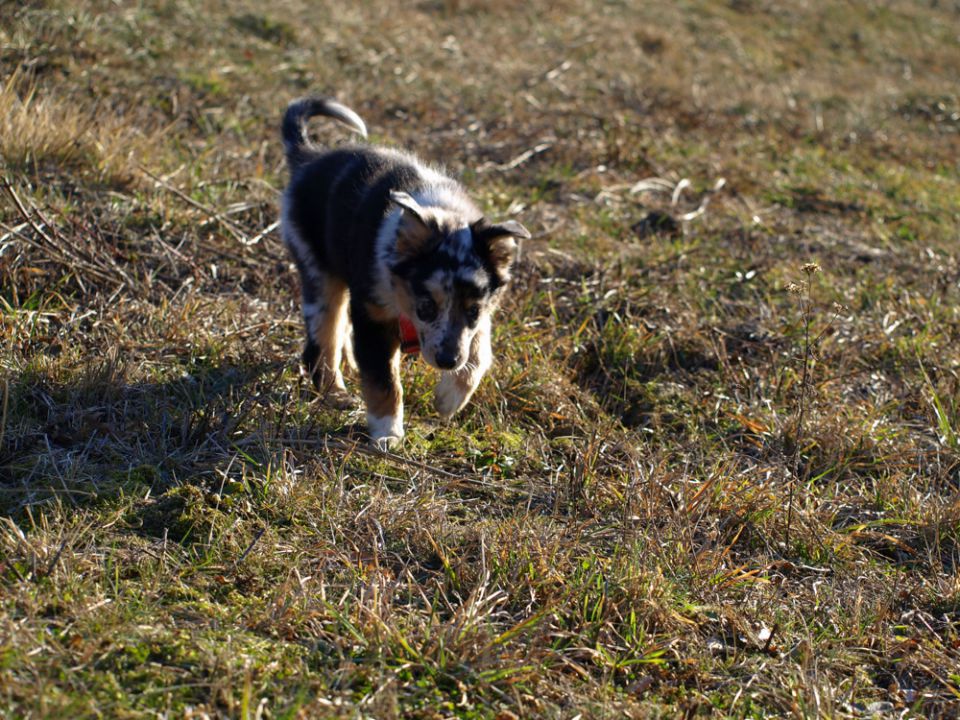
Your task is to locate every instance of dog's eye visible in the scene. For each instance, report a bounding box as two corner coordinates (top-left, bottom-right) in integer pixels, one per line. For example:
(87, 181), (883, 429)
(465, 305), (480, 325)
(416, 297), (438, 322)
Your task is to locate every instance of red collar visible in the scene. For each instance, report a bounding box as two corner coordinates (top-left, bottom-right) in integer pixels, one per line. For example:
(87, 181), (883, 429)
(398, 315), (420, 354)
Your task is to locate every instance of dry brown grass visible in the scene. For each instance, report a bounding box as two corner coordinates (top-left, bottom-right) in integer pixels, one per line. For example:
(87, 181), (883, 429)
(2, 0), (960, 718)
(0, 72), (149, 187)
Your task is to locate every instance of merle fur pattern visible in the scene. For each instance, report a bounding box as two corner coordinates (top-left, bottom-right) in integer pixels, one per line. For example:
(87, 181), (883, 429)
(280, 96), (529, 446)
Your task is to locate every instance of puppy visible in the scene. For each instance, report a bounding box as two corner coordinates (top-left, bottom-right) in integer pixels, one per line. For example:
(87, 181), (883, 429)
(280, 96), (529, 447)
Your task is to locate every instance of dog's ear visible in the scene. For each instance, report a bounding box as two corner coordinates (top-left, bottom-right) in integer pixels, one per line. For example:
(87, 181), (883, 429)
(391, 191), (437, 258)
(390, 191), (426, 221)
(472, 219), (530, 280)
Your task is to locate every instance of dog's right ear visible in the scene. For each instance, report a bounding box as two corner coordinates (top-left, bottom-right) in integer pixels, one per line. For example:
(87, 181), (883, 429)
(391, 191), (436, 258)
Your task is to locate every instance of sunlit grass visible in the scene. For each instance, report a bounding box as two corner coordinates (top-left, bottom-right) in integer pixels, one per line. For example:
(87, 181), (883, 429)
(2, 0), (960, 717)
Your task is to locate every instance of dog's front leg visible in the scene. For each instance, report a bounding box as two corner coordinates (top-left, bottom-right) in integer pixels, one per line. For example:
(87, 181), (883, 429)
(352, 305), (404, 448)
(435, 315), (493, 420)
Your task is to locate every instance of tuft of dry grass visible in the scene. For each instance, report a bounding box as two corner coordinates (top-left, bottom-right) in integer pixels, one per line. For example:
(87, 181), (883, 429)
(0, 73), (147, 187)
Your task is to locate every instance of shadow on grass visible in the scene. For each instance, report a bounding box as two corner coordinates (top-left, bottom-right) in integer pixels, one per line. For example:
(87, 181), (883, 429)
(0, 357), (340, 521)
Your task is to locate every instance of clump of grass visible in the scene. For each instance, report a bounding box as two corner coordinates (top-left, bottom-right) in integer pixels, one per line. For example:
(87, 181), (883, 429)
(0, 71), (144, 186)
(229, 13), (298, 46)
(918, 358), (959, 452)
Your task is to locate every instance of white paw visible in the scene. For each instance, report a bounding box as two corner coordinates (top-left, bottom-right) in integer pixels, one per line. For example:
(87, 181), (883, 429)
(371, 434), (403, 451)
(368, 413), (404, 449)
(434, 373), (472, 420)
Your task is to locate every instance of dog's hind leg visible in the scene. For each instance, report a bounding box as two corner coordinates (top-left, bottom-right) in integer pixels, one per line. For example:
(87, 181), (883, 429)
(283, 213), (354, 408)
(434, 315), (493, 420)
(301, 272), (355, 409)
(341, 318), (357, 372)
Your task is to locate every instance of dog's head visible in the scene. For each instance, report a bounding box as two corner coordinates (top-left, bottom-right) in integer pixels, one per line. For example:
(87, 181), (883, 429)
(387, 190), (529, 371)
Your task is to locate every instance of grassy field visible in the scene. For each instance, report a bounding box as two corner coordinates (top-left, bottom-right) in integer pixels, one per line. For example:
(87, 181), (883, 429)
(2, 0), (960, 717)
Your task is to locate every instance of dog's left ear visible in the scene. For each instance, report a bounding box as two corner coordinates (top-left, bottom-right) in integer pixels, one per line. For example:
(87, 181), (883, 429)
(391, 191), (439, 258)
(472, 219), (530, 280)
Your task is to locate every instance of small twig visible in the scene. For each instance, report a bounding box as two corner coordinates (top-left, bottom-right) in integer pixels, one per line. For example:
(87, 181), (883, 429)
(151, 227), (200, 272)
(83, 598), (112, 614)
(237, 527), (265, 565)
(0, 375), (8, 452)
(671, 178), (692, 207)
(763, 622), (779, 653)
(137, 163), (253, 245)
(7, 559), (26, 582)
(0, 220), (30, 245)
(43, 537), (68, 579)
(786, 263), (821, 547)
(331, 437), (463, 475)
(629, 177), (676, 195)
(679, 178), (726, 222)
(629, 175), (726, 223)
(2, 179), (57, 246)
(1, 183), (129, 286)
(239, 220), (279, 246)
(478, 142), (552, 173)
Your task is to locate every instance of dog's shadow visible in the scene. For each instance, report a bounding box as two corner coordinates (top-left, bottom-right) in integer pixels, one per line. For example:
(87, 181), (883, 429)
(1, 358), (360, 524)
(2, 355), (534, 545)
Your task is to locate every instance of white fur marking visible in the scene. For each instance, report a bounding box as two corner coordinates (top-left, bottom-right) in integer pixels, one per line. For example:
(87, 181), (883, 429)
(368, 411), (404, 447)
(425, 268), (451, 292)
(378, 148), (447, 187)
(372, 208), (404, 314)
(434, 374), (467, 419)
(415, 184), (466, 209)
(455, 265), (488, 287)
(434, 316), (492, 419)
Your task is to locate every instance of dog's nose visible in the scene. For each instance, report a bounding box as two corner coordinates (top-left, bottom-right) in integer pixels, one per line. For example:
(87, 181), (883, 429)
(434, 349), (458, 369)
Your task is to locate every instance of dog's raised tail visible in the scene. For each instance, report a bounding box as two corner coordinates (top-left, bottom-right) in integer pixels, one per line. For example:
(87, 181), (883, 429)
(282, 96), (367, 167)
